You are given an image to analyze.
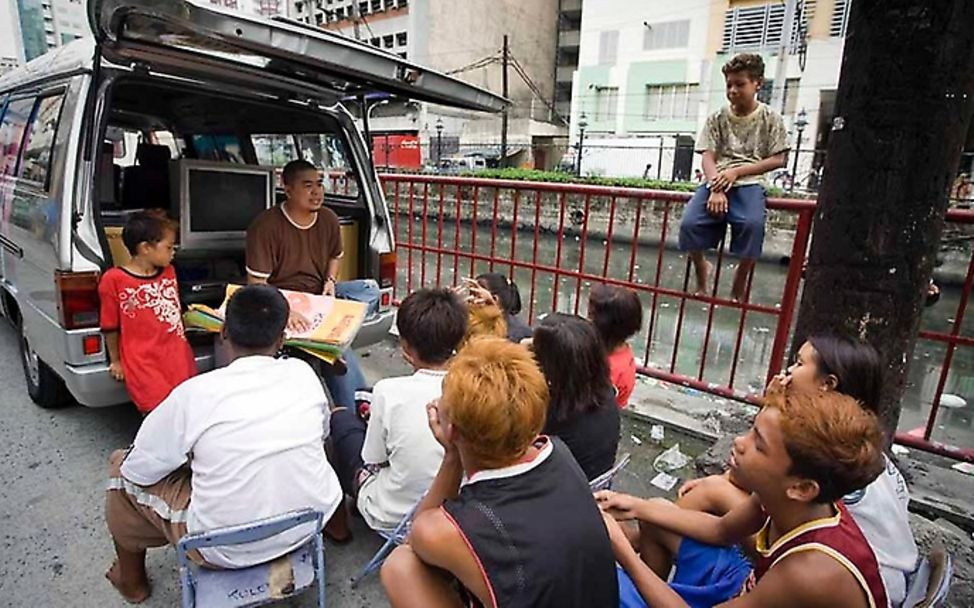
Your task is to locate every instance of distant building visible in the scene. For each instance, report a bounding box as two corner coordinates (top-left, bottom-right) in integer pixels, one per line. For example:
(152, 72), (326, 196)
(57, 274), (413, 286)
(572, 0), (853, 183)
(0, 56), (20, 76)
(13, 0), (88, 61)
(288, 0), (567, 169)
(554, 0), (582, 121)
(209, 0), (288, 17)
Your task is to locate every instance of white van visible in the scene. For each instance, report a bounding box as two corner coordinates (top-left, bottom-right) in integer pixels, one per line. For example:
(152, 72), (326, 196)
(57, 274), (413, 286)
(0, 0), (505, 408)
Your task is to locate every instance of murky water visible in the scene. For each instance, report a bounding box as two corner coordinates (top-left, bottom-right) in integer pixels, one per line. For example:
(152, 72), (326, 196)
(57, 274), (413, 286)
(394, 214), (974, 452)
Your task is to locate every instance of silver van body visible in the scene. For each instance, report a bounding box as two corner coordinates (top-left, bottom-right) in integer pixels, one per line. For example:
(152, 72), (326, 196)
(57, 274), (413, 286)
(0, 0), (505, 408)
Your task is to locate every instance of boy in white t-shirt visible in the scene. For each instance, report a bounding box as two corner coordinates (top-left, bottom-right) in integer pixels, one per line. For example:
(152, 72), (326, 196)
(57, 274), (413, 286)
(329, 288), (468, 534)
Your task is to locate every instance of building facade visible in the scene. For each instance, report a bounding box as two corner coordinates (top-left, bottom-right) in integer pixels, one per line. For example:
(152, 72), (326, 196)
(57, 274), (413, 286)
(572, 0), (853, 183)
(2, 0), (25, 74)
(288, 0), (566, 169)
(209, 0), (288, 17)
(554, 0), (582, 121)
(12, 0), (88, 61)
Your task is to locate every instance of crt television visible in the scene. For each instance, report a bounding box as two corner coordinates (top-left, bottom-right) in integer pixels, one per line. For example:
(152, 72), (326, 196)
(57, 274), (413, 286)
(175, 159), (274, 250)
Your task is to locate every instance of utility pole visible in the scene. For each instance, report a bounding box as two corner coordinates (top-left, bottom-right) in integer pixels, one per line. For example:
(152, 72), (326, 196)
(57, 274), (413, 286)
(501, 34), (509, 169)
(769, 0), (799, 113)
(792, 0), (974, 436)
(350, 0), (362, 41)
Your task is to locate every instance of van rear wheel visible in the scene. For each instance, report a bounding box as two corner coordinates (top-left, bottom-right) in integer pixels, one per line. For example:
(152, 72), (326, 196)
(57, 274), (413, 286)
(18, 322), (71, 409)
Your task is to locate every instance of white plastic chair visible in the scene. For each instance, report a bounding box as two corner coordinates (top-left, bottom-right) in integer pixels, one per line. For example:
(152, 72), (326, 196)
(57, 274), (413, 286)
(590, 453), (632, 492)
(177, 508), (327, 608)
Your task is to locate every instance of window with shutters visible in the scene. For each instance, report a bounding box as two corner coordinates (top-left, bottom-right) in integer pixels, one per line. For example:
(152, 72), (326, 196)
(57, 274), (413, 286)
(830, 0), (851, 37)
(598, 30), (619, 65)
(721, 1), (810, 53)
(643, 20), (690, 51)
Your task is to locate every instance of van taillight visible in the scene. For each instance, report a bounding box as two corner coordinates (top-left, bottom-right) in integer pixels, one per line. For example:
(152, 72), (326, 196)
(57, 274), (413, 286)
(379, 252), (396, 289)
(56, 271), (101, 330)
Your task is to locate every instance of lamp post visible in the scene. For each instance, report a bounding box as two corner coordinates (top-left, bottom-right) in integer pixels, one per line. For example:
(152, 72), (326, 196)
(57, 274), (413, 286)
(435, 117), (444, 165)
(790, 108), (808, 191)
(575, 112), (588, 178)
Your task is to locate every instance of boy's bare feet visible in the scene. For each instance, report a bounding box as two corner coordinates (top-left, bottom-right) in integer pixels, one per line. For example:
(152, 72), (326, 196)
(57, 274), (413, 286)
(730, 260), (755, 302)
(105, 561), (150, 604)
(692, 259), (713, 297)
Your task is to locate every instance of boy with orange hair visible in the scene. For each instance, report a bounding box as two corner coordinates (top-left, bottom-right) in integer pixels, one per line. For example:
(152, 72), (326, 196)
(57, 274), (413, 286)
(380, 337), (619, 608)
(597, 381), (888, 608)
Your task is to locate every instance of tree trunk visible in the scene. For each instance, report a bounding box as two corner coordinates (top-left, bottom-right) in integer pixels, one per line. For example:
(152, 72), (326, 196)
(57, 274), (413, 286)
(792, 0), (974, 436)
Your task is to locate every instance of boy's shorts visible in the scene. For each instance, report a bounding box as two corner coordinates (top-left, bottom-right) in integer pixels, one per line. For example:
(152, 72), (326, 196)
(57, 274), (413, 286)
(617, 538), (753, 608)
(678, 184), (767, 259)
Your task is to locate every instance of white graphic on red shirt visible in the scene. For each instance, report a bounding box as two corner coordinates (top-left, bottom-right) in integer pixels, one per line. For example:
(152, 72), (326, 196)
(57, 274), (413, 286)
(118, 277), (185, 337)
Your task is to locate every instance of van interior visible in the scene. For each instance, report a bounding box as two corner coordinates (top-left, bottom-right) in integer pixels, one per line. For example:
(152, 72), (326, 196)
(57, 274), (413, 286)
(94, 77), (369, 315)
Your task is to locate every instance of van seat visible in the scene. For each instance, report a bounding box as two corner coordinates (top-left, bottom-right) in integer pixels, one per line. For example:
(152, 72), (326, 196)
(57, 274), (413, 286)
(98, 142), (122, 210)
(105, 226), (131, 267)
(121, 144), (172, 210)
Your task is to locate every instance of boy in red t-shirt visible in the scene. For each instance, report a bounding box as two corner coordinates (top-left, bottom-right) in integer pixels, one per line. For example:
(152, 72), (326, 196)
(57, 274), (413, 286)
(98, 212), (196, 414)
(588, 284), (643, 408)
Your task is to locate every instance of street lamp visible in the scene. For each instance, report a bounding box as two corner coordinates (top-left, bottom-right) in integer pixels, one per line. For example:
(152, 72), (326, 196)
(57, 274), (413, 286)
(576, 112), (588, 178)
(790, 108), (808, 191)
(435, 117), (444, 165)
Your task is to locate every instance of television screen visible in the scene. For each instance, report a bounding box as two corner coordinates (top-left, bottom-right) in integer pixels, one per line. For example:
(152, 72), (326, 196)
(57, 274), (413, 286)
(188, 169), (269, 232)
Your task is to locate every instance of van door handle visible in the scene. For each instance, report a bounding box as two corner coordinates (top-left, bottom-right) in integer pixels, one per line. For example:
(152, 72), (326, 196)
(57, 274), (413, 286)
(0, 235), (23, 258)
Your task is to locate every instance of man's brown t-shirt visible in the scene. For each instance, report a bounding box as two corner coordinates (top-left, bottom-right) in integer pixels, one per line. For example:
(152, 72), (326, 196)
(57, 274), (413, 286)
(246, 205), (343, 294)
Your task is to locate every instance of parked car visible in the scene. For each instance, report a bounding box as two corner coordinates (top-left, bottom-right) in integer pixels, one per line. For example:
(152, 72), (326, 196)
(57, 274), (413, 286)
(0, 0), (505, 408)
(437, 154), (488, 173)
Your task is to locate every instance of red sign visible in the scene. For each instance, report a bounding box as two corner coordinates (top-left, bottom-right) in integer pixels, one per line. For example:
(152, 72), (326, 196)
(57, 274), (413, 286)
(372, 134), (421, 169)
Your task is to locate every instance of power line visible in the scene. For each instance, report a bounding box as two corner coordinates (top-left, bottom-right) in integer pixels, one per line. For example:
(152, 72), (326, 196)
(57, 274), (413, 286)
(509, 52), (569, 126)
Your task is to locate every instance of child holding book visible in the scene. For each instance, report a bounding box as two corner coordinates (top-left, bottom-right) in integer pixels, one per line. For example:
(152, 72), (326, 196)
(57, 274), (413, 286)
(99, 211), (196, 414)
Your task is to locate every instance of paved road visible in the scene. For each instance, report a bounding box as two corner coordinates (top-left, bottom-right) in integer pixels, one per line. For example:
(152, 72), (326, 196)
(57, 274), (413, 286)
(0, 320), (392, 608)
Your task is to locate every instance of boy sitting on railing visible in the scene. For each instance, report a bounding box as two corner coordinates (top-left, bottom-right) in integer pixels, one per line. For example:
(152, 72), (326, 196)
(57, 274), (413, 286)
(679, 53), (789, 301)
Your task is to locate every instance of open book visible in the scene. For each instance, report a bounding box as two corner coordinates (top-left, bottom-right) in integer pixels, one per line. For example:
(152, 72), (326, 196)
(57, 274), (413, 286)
(183, 284), (367, 363)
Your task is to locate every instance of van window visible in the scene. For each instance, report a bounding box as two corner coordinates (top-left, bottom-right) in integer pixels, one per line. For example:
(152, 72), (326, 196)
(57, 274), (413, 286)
(253, 134), (298, 166)
(151, 130), (184, 159)
(0, 97), (35, 177)
(19, 94), (66, 188)
(295, 133), (360, 198)
(192, 134), (244, 163)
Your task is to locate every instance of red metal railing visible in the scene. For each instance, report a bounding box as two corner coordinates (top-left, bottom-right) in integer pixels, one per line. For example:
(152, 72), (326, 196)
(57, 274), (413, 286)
(379, 174), (974, 463)
(899, 209), (974, 462)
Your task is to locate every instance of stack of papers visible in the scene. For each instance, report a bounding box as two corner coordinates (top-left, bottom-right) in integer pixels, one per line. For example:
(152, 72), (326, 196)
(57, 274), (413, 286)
(183, 284), (367, 363)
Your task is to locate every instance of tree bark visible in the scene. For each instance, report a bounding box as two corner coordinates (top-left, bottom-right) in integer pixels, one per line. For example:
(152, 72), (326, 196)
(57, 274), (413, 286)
(792, 0), (974, 436)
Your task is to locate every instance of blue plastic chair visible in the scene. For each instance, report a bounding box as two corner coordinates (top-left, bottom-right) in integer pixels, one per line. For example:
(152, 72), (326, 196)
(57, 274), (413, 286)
(349, 495), (424, 588)
(350, 452), (633, 588)
(177, 509), (327, 608)
(903, 548), (953, 608)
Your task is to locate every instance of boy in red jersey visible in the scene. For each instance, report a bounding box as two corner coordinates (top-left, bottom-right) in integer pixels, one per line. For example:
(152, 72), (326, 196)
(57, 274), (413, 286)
(597, 380), (888, 608)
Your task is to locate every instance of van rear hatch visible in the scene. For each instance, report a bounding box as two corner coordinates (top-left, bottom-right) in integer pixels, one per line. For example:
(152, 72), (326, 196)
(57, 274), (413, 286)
(88, 0), (508, 112)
